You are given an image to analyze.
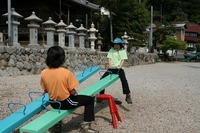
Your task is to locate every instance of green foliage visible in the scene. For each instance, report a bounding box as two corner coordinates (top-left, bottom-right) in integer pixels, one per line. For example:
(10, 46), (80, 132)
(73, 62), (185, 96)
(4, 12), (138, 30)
(159, 35), (186, 53)
(90, 0), (150, 48)
(146, 0), (200, 24)
(196, 43), (200, 52)
(128, 33), (148, 48)
(111, 0), (150, 48)
(90, 0), (200, 51)
(113, 0), (150, 35)
(153, 23), (176, 44)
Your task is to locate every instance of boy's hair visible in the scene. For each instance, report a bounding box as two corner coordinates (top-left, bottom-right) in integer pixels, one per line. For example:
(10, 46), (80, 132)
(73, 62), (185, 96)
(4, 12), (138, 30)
(112, 43), (124, 49)
(46, 46), (65, 68)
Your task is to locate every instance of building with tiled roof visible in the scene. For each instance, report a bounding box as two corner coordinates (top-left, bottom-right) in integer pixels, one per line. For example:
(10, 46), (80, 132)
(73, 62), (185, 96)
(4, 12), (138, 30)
(173, 23), (187, 41)
(184, 23), (200, 46)
(173, 21), (200, 47)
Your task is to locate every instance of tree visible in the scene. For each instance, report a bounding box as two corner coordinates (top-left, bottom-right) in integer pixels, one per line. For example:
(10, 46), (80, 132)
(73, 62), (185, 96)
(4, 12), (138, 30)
(90, 0), (119, 42)
(112, 0), (149, 35)
(90, 0), (150, 50)
(111, 0), (150, 48)
(159, 35), (186, 55)
(146, 0), (200, 24)
(196, 38), (200, 52)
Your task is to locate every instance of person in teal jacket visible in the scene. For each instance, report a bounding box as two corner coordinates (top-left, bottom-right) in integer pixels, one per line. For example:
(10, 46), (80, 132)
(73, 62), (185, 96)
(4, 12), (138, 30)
(98, 38), (132, 104)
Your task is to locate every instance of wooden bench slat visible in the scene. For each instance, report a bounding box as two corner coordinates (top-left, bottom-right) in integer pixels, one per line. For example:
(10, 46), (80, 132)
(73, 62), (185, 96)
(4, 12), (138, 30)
(0, 66), (100, 133)
(20, 74), (119, 133)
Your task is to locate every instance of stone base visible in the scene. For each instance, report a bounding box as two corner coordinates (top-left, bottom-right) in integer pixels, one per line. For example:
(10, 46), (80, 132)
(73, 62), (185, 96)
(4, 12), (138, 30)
(0, 42), (4, 47)
(12, 42), (21, 47)
(28, 44), (41, 49)
(67, 47), (77, 51)
(43, 45), (52, 49)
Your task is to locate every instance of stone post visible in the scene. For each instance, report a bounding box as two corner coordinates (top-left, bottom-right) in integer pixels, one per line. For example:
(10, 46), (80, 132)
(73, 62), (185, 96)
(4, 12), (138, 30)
(56, 20), (67, 47)
(67, 22), (77, 50)
(0, 32), (3, 46)
(77, 24), (87, 49)
(121, 31), (129, 51)
(3, 8), (23, 47)
(43, 17), (57, 47)
(25, 11), (42, 48)
(96, 33), (103, 51)
(88, 23), (98, 51)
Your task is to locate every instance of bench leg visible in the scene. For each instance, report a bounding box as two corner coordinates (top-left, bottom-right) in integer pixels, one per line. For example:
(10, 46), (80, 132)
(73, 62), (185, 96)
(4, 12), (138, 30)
(112, 101), (122, 122)
(96, 94), (122, 129)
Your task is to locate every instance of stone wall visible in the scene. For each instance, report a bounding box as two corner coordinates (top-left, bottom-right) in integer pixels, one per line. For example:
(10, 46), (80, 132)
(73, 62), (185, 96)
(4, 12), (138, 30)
(0, 46), (159, 77)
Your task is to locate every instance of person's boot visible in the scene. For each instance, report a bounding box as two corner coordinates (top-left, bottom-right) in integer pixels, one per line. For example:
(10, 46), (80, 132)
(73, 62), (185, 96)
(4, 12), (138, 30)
(125, 94), (133, 104)
(80, 122), (99, 133)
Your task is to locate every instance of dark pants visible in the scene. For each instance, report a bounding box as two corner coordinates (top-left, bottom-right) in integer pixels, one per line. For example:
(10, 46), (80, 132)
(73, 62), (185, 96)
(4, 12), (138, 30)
(50, 95), (95, 122)
(100, 68), (130, 94)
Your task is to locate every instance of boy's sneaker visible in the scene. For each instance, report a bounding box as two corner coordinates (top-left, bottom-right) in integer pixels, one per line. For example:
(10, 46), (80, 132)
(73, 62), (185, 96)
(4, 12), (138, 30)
(125, 95), (132, 104)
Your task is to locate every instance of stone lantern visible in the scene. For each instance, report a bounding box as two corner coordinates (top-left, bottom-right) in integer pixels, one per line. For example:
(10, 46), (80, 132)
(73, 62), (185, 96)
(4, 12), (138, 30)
(43, 17), (57, 47)
(25, 11), (42, 48)
(96, 33), (103, 51)
(88, 23), (98, 51)
(121, 31), (129, 51)
(56, 20), (67, 47)
(3, 8), (23, 47)
(67, 22), (77, 50)
(77, 24), (87, 49)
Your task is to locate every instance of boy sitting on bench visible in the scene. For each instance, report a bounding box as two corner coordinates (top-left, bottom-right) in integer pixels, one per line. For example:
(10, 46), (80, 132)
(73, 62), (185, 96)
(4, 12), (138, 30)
(40, 46), (98, 133)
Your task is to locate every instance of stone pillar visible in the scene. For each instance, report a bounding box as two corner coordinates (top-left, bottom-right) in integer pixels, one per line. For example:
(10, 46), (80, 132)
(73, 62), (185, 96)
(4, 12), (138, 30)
(96, 33), (103, 51)
(77, 24), (87, 49)
(56, 20), (67, 47)
(121, 31), (129, 51)
(88, 23), (98, 51)
(3, 8), (23, 47)
(25, 11), (42, 48)
(43, 17), (57, 47)
(67, 22), (77, 50)
(0, 32), (3, 46)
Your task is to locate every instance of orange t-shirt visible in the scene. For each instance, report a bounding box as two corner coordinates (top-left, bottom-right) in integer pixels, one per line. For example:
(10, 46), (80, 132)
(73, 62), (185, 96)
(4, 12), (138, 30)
(40, 67), (79, 101)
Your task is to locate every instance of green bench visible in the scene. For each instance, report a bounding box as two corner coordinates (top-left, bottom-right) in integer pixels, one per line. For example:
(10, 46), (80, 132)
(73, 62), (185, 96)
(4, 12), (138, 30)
(20, 72), (119, 133)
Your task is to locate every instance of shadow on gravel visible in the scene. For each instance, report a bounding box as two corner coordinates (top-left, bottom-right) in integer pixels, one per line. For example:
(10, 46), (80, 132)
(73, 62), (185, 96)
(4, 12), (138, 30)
(61, 101), (109, 133)
(118, 104), (130, 111)
(185, 65), (200, 69)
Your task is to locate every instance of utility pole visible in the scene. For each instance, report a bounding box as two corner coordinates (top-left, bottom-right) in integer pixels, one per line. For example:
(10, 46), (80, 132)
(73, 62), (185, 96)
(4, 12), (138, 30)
(59, 0), (62, 19)
(149, 6), (153, 53)
(7, 0), (12, 46)
(110, 10), (113, 42)
(109, 0), (113, 42)
(160, 0), (163, 23)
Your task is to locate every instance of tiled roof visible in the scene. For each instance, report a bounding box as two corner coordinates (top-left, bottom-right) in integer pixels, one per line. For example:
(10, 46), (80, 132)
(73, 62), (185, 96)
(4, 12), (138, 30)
(174, 24), (186, 29)
(172, 21), (200, 33)
(70, 0), (100, 11)
(185, 23), (200, 32)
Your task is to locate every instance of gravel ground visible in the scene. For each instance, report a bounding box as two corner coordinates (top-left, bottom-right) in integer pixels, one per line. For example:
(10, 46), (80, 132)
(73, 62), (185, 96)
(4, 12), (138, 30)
(1, 62), (200, 133)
